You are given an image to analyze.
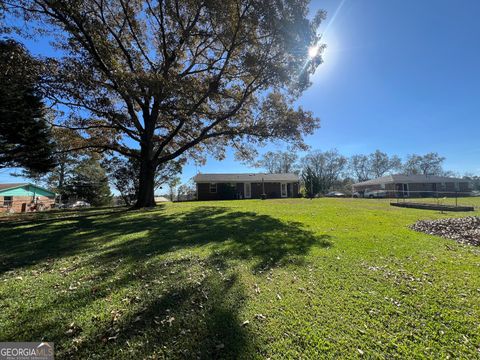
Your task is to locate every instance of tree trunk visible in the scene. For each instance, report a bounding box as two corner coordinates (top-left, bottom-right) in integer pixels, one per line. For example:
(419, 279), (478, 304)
(134, 143), (156, 209)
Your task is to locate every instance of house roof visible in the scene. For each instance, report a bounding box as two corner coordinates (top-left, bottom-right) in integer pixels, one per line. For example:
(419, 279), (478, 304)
(353, 174), (469, 187)
(0, 183), (28, 191)
(194, 173), (299, 183)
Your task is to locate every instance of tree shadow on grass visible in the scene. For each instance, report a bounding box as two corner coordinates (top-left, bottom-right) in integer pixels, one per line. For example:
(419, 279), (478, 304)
(1, 206), (329, 273)
(6, 256), (252, 359)
(92, 206), (331, 271)
(0, 206), (331, 358)
(0, 207), (133, 273)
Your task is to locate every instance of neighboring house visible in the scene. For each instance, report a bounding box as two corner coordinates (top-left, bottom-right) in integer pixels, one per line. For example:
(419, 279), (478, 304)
(194, 173), (300, 201)
(352, 174), (472, 197)
(0, 183), (56, 213)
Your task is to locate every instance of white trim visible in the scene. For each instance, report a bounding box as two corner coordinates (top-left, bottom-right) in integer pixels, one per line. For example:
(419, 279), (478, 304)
(280, 183), (288, 198)
(244, 182), (251, 199)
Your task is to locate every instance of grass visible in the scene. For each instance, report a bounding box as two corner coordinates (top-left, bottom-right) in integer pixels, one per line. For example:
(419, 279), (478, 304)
(0, 198), (479, 359)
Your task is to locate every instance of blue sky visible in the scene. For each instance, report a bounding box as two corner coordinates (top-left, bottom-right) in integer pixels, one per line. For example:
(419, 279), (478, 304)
(184, 0), (480, 182)
(1, 0), (479, 187)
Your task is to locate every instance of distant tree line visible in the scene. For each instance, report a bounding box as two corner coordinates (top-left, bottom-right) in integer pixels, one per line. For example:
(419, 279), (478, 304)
(254, 149), (468, 197)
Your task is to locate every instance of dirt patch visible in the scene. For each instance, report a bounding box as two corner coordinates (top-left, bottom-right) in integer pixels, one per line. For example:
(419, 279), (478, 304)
(410, 217), (480, 246)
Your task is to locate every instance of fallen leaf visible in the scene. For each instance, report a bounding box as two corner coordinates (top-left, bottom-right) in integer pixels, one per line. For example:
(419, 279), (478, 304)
(255, 314), (266, 320)
(65, 322), (82, 337)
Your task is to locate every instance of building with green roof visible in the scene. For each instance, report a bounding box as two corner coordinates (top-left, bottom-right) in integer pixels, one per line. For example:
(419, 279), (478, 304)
(0, 183), (56, 213)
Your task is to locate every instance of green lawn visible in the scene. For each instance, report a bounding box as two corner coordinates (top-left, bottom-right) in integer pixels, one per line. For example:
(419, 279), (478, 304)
(0, 199), (479, 359)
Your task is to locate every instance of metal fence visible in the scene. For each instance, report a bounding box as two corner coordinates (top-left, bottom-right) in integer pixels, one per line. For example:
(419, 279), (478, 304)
(376, 190), (480, 210)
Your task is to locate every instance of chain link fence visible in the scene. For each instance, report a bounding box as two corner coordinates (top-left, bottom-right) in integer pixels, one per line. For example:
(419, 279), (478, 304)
(353, 189), (480, 210)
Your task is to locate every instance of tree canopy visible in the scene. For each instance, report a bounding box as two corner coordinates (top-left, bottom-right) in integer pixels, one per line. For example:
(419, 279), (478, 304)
(255, 150), (299, 174)
(403, 152), (446, 176)
(301, 149), (347, 196)
(349, 150), (401, 182)
(8, 0), (325, 207)
(0, 39), (55, 173)
(63, 156), (112, 206)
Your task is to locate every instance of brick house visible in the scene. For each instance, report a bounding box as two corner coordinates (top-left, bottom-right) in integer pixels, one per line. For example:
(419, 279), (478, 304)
(0, 183), (56, 213)
(352, 174), (472, 198)
(194, 173), (300, 201)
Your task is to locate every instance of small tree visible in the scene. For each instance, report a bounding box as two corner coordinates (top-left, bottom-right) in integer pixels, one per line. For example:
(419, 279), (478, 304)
(177, 182), (197, 201)
(17, 127), (91, 199)
(463, 175), (480, 191)
(167, 177), (181, 201)
(301, 165), (320, 198)
(301, 149), (347, 195)
(9, 0), (325, 208)
(47, 128), (87, 192)
(63, 156), (112, 206)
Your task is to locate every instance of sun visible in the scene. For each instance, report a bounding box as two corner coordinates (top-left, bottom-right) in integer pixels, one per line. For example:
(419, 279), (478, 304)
(308, 44), (320, 59)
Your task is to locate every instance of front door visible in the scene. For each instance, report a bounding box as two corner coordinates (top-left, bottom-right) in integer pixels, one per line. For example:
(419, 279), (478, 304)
(244, 183), (251, 199)
(281, 183), (287, 197)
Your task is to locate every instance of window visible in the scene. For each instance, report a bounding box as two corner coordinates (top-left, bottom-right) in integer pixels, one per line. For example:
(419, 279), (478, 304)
(244, 183), (251, 198)
(209, 183), (217, 193)
(3, 196), (12, 207)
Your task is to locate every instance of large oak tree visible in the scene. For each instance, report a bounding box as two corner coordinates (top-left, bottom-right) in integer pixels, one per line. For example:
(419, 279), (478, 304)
(10, 0), (325, 207)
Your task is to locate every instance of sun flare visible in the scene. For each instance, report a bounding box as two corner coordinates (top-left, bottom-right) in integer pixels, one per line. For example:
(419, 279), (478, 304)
(308, 44), (320, 58)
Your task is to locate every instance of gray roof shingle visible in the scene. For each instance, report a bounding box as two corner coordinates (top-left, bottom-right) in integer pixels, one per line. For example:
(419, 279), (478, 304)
(194, 173), (299, 183)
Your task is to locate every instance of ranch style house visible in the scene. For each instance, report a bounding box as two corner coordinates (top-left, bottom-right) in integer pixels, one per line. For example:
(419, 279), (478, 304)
(194, 173), (300, 201)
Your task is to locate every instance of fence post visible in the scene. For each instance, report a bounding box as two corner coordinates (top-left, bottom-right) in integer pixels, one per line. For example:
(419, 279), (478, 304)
(455, 192), (458, 207)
